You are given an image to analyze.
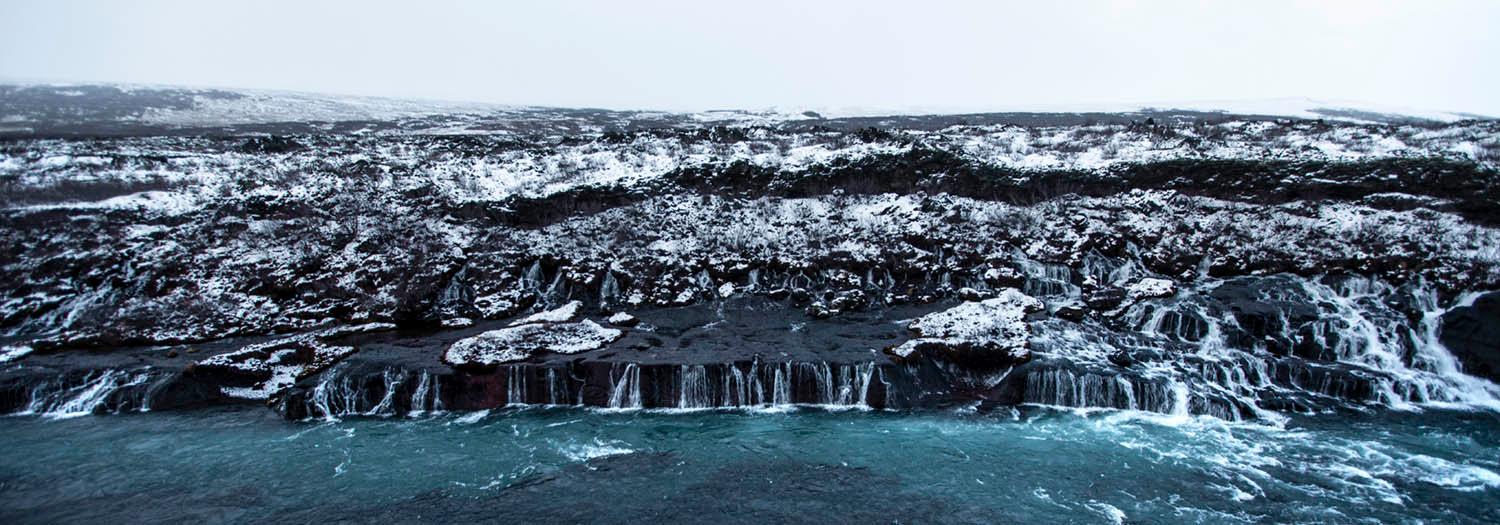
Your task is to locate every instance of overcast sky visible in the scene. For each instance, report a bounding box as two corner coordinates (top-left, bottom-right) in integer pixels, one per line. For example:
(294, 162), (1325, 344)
(2, 0), (1497, 114)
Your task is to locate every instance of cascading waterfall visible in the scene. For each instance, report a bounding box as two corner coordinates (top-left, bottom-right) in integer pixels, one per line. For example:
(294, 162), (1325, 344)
(599, 271), (621, 305)
(306, 367), (373, 418)
(13, 265), (1495, 423)
(300, 366), (450, 419)
(522, 260), (545, 291)
(1023, 369), (1181, 414)
(1015, 257), (1080, 300)
(607, 363), (643, 409)
(1296, 277), (1500, 408)
(1028, 271), (1500, 418)
(17, 369), (154, 418)
(679, 365), (711, 409)
(506, 366), (526, 407)
(408, 371), (444, 416)
(273, 360), (888, 418)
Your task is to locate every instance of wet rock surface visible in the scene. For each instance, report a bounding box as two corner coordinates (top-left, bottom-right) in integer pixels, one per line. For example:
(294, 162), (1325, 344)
(1441, 292), (1500, 382)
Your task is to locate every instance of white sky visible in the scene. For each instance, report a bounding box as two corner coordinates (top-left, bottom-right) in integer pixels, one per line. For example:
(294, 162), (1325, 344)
(1, 0), (1497, 114)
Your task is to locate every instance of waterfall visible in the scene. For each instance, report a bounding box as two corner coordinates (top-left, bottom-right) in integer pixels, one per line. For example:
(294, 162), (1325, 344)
(771, 362), (791, 405)
(1014, 257), (1079, 300)
(1080, 252), (1138, 288)
(19, 369), (154, 419)
(408, 372), (444, 416)
(545, 368), (569, 405)
(724, 365), (751, 406)
(366, 368), (404, 415)
(1293, 277), (1500, 408)
(1027, 272), (1500, 419)
(307, 368), (359, 418)
(239, 272), (1500, 421)
(679, 365), (711, 409)
(542, 271), (567, 305)
(1023, 369), (1169, 412)
(523, 260), (545, 291)
(608, 364), (642, 409)
(506, 366), (526, 407)
(600, 271), (621, 305)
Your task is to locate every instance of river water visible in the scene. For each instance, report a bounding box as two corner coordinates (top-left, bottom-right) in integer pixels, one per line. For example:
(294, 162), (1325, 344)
(2, 406), (1497, 523)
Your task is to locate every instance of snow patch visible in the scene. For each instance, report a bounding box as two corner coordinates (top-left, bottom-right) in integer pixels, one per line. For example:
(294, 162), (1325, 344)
(890, 289), (1044, 361)
(1127, 278), (1177, 300)
(445, 320), (622, 367)
(510, 300), (582, 326)
(0, 344), (33, 364)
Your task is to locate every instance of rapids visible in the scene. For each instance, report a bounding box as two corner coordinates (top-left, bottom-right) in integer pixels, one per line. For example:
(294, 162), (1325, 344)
(2, 407), (1497, 523)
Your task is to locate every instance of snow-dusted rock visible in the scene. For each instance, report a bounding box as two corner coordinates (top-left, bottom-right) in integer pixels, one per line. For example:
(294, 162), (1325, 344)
(887, 289), (1044, 366)
(441, 317), (475, 328)
(444, 320), (622, 368)
(195, 324), (393, 400)
(607, 312), (640, 327)
(0, 344), (33, 364)
(509, 301), (582, 326)
(1127, 278), (1177, 301)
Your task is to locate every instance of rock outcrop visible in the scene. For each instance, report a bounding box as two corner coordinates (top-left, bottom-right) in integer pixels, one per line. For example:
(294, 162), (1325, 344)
(1440, 292), (1500, 382)
(887, 289), (1045, 367)
(443, 320), (623, 368)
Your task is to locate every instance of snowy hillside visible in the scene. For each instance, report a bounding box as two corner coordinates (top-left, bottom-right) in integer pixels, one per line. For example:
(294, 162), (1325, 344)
(2, 83), (1499, 423)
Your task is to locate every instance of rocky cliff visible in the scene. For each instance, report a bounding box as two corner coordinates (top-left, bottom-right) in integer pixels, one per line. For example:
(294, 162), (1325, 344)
(3, 84), (1498, 420)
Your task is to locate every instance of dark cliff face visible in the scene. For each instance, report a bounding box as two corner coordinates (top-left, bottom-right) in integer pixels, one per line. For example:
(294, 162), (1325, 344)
(2, 84), (1499, 419)
(1442, 293), (1500, 382)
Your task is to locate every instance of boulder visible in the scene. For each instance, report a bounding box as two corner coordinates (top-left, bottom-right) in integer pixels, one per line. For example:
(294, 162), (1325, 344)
(444, 320), (623, 368)
(1054, 305), (1087, 322)
(607, 312), (640, 327)
(829, 290), (868, 311)
(805, 302), (836, 319)
(1127, 278), (1176, 301)
(509, 300), (582, 326)
(982, 266), (1026, 288)
(957, 287), (988, 301)
(886, 289), (1044, 368)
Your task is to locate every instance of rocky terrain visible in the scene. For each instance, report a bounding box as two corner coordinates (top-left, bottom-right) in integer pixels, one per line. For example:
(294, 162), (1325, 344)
(2, 84), (1499, 420)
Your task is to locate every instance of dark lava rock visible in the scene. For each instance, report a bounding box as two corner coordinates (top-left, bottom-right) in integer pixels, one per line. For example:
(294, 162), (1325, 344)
(829, 290), (868, 311)
(1054, 305), (1087, 322)
(1084, 288), (1126, 311)
(957, 287), (988, 301)
(765, 288), (790, 300)
(982, 266), (1026, 288)
(804, 302), (836, 319)
(789, 288), (812, 306)
(1440, 292), (1500, 382)
(1209, 276), (1321, 355)
(240, 136), (305, 154)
